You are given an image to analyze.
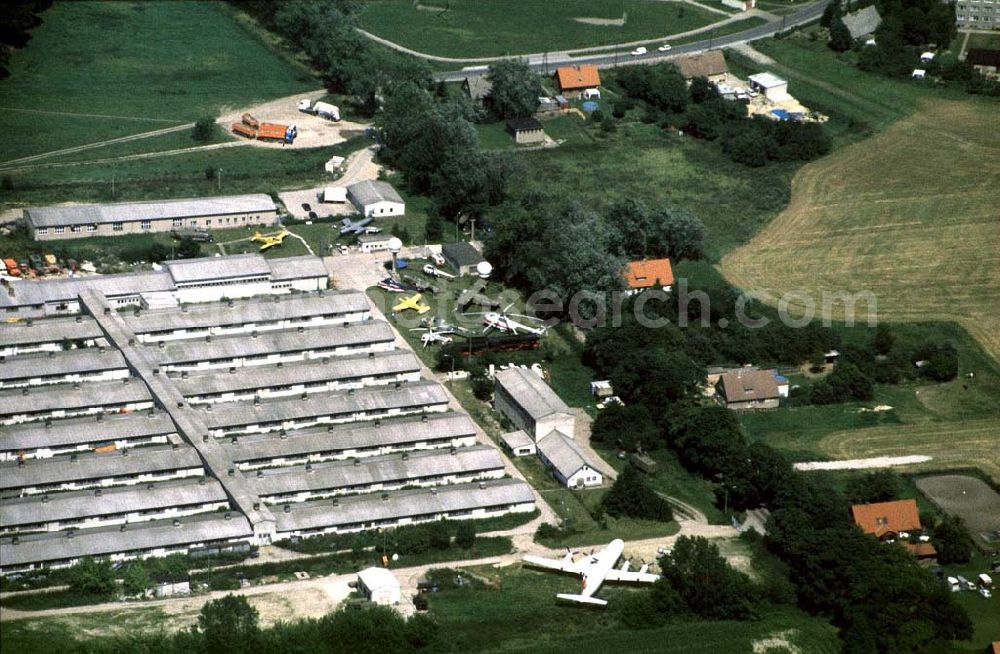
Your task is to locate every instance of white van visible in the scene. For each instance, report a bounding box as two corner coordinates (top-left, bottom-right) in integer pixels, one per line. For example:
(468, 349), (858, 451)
(297, 98), (312, 113)
(631, 46), (647, 56)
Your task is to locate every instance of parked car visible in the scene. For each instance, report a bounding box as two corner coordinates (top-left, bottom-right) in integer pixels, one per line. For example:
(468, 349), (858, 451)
(980, 587), (992, 598)
(631, 46), (647, 56)
(301, 203), (312, 212)
(29, 254), (44, 270)
(308, 211), (318, 220)
(658, 43), (672, 52)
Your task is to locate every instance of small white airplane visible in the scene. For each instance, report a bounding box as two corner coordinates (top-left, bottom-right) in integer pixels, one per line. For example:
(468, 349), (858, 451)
(422, 263), (455, 279)
(522, 538), (659, 606)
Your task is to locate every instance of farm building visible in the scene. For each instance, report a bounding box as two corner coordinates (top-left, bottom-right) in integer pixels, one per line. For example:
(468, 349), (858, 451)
(716, 369), (788, 410)
(24, 194), (278, 241)
(441, 241), (486, 276)
(0, 254), (329, 319)
(842, 6), (882, 39)
(0, 265), (535, 575)
(553, 64), (601, 97)
(536, 430), (603, 489)
(748, 73), (790, 101)
(493, 367), (575, 441)
(501, 430), (536, 457)
(357, 567), (401, 605)
(851, 499), (924, 539)
(622, 258), (674, 295)
(967, 49), (1000, 80)
(347, 180), (405, 218)
(675, 51), (729, 82)
(357, 233), (394, 253)
(506, 117), (546, 145)
(462, 76), (493, 105)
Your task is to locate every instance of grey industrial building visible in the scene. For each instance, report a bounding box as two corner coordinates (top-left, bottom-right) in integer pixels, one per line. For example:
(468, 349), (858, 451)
(493, 367), (576, 441)
(24, 194), (279, 241)
(0, 260), (534, 575)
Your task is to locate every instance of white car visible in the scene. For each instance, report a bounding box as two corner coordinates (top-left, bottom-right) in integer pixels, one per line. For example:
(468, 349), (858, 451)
(631, 46), (647, 56)
(658, 44), (672, 52)
(980, 587), (992, 598)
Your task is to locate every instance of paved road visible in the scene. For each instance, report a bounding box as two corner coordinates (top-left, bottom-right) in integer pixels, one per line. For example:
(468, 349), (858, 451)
(431, 0), (831, 82)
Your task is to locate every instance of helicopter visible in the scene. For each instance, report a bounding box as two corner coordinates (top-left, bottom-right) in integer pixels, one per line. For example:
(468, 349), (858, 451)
(469, 303), (547, 336)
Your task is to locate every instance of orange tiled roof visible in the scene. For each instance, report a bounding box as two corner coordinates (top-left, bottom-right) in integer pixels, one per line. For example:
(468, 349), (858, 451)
(622, 258), (674, 290)
(903, 542), (938, 558)
(851, 499), (922, 537)
(554, 65), (601, 91)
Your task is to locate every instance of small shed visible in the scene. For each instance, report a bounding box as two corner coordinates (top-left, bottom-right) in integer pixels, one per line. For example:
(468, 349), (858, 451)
(357, 567), (400, 605)
(324, 156), (346, 174)
(748, 72), (790, 101)
(441, 241), (486, 276)
(590, 380), (614, 398)
(323, 187), (347, 203)
(911, 69), (926, 79)
(501, 430), (537, 457)
(506, 117), (545, 145)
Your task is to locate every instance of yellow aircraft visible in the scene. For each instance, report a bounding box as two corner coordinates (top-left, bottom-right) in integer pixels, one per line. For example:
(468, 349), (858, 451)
(250, 230), (289, 252)
(392, 293), (431, 315)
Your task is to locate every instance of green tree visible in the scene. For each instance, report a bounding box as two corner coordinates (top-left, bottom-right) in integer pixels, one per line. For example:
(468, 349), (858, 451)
(176, 237), (202, 259)
(872, 324), (895, 355)
(192, 116), (215, 143)
(122, 562), (150, 597)
(68, 556), (117, 597)
(933, 515), (972, 564)
(485, 59), (541, 119)
(405, 612), (438, 648)
(659, 536), (755, 620)
(455, 522), (476, 549)
(688, 77), (719, 104)
(590, 403), (658, 451)
(318, 604), (410, 654)
(601, 466), (674, 521)
(470, 370), (493, 401)
(197, 594), (260, 654)
(829, 16), (854, 52)
(424, 211), (444, 243)
(846, 470), (901, 504)
(428, 520), (452, 550)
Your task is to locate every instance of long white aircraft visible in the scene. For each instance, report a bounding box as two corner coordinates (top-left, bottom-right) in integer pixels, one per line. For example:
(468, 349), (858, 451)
(522, 538), (660, 606)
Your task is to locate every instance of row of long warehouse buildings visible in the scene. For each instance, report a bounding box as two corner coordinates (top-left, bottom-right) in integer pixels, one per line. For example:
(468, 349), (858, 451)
(0, 256), (535, 575)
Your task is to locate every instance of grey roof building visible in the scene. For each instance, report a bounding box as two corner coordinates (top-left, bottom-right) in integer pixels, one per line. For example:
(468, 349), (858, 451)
(0, 511), (254, 571)
(842, 6), (882, 39)
(0, 379), (153, 423)
(162, 254), (272, 286)
(462, 76), (493, 103)
(536, 430), (602, 488)
(347, 181), (405, 218)
(0, 348), (128, 387)
(274, 479), (535, 535)
(441, 241), (486, 276)
(493, 367), (575, 441)
(0, 413), (179, 459)
(0, 316), (104, 355)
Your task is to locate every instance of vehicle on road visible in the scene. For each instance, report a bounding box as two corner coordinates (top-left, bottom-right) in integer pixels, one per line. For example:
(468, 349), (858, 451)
(658, 43), (672, 52)
(631, 46), (647, 56)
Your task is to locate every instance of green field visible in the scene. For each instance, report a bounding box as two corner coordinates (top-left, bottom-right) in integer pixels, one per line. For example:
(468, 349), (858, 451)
(0, 1), (317, 163)
(357, 0), (723, 59)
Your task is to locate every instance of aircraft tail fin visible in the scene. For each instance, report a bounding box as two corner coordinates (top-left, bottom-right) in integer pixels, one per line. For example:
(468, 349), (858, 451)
(556, 593), (608, 607)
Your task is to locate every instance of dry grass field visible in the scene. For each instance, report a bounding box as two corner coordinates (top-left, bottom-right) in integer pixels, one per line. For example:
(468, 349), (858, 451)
(722, 99), (1000, 481)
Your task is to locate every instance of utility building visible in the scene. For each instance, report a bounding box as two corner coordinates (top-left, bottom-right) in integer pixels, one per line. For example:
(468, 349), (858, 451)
(493, 367), (575, 441)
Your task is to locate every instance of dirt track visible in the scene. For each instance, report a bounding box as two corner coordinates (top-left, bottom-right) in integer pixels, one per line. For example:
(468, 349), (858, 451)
(217, 91), (370, 150)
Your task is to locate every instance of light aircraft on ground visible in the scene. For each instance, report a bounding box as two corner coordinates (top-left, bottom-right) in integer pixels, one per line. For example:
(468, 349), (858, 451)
(522, 538), (659, 607)
(377, 277), (418, 293)
(250, 230), (289, 252)
(392, 293), (431, 314)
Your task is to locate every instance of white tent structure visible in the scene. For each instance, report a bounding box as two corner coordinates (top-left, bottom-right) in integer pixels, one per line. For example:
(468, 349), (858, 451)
(357, 567), (400, 605)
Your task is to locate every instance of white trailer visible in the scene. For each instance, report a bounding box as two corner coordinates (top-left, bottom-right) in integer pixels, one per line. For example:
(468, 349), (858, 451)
(297, 99), (312, 113)
(312, 102), (341, 121)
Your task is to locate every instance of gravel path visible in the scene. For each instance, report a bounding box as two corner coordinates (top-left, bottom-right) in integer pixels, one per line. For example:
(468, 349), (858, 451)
(793, 455), (933, 471)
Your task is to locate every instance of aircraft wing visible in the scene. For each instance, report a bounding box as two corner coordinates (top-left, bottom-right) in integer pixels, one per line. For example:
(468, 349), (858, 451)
(603, 569), (660, 584)
(523, 554), (588, 575)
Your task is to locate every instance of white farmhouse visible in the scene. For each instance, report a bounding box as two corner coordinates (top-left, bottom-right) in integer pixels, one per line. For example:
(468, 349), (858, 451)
(347, 181), (405, 218)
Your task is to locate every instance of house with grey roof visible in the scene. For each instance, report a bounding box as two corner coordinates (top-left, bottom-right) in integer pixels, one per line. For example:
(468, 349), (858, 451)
(24, 194), (278, 241)
(715, 368), (789, 410)
(842, 6), (882, 40)
(462, 76), (493, 104)
(494, 367), (575, 441)
(536, 430), (603, 488)
(347, 180), (405, 218)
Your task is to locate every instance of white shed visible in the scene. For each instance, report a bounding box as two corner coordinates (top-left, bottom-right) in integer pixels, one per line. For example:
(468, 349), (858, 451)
(357, 567), (400, 605)
(323, 187), (347, 203)
(357, 233), (392, 253)
(324, 156), (346, 174)
(748, 72), (790, 101)
(347, 181), (405, 218)
(501, 430), (536, 457)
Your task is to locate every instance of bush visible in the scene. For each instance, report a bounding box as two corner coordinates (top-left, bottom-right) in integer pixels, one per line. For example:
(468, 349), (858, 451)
(67, 556), (116, 597)
(455, 522), (476, 549)
(193, 116), (216, 142)
(601, 466), (674, 521)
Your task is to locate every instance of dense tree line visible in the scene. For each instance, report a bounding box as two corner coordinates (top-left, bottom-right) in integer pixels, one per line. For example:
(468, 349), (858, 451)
(613, 64), (831, 167)
(0, 0), (52, 79)
(600, 466), (674, 522)
(485, 59), (541, 119)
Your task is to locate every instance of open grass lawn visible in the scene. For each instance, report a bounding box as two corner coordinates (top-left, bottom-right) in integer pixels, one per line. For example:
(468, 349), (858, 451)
(964, 32), (1000, 52)
(357, 0), (722, 59)
(0, 1), (316, 163)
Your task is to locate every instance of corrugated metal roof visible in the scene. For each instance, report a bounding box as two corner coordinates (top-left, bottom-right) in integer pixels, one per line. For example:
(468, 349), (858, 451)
(0, 512), (253, 567)
(252, 446), (503, 496)
(0, 379), (151, 416)
(537, 431), (592, 480)
(495, 367), (571, 421)
(163, 254), (271, 284)
(174, 351), (420, 397)
(0, 446), (203, 491)
(229, 413), (478, 462)
(203, 381), (449, 429)
(0, 271), (175, 309)
(1, 477), (227, 528)
(125, 291), (368, 334)
(347, 181), (404, 207)
(274, 479), (535, 532)
(153, 321), (394, 364)
(0, 348), (128, 383)
(25, 195), (276, 229)
(501, 430), (533, 450)
(0, 317), (103, 348)
(0, 413), (178, 453)
(268, 256), (330, 282)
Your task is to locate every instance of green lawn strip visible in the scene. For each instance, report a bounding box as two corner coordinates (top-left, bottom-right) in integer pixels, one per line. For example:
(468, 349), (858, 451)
(357, 0), (721, 59)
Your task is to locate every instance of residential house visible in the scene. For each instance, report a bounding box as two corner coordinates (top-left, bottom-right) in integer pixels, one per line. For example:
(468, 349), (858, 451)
(622, 258), (674, 296)
(716, 368), (788, 410)
(536, 430), (603, 488)
(851, 499), (923, 539)
(553, 64), (601, 98)
(462, 76), (493, 105)
(956, 0), (999, 29)
(674, 51), (729, 83)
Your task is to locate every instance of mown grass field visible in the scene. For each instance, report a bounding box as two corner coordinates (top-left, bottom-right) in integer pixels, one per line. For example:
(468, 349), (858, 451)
(0, 1), (317, 163)
(357, 0), (721, 58)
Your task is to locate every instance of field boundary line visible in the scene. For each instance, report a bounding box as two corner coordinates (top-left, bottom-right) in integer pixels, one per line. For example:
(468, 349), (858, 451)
(0, 106), (188, 124)
(0, 124), (195, 168)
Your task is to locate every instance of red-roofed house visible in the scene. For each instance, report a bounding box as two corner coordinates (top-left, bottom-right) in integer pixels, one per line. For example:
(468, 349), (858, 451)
(622, 258), (674, 296)
(553, 65), (601, 98)
(851, 499), (922, 539)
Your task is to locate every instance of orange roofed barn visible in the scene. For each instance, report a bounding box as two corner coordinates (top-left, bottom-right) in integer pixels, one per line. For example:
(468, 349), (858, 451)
(554, 65), (601, 97)
(851, 499), (922, 538)
(622, 258), (674, 295)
